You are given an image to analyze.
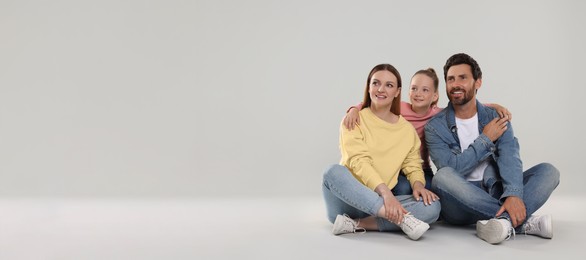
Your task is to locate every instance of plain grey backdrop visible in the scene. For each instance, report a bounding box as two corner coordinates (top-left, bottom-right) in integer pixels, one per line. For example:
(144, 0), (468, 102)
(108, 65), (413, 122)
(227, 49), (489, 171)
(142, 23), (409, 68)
(1, 0), (584, 198)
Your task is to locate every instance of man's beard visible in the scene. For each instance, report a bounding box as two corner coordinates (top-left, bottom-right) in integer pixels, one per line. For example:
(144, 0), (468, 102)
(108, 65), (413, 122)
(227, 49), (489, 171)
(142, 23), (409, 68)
(448, 88), (474, 105)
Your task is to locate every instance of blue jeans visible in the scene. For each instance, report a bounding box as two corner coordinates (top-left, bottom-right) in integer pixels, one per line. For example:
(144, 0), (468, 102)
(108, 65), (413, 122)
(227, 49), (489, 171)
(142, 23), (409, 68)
(322, 164), (441, 232)
(392, 168), (434, 195)
(431, 162), (560, 228)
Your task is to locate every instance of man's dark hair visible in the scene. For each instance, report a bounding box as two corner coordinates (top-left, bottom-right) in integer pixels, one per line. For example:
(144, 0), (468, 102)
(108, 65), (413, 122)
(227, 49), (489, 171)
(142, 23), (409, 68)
(443, 53), (482, 81)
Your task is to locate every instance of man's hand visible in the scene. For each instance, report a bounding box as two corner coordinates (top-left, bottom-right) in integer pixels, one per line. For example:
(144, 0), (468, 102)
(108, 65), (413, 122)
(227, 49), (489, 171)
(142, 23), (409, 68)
(496, 196), (526, 228)
(482, 117), (509, 142)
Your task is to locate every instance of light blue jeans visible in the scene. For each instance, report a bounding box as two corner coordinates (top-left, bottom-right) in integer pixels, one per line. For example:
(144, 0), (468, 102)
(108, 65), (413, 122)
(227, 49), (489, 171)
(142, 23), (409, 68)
(431, 162), (560, 229)
(322, 164), (441, 232)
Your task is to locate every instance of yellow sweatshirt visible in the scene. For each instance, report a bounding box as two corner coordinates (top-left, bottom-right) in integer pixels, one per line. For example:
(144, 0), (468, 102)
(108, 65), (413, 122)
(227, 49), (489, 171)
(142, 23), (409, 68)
(339, 107), (425, 191)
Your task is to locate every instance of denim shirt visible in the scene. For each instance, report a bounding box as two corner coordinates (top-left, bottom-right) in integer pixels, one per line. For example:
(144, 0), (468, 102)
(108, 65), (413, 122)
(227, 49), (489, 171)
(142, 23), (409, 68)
(424, 100), (523, 202)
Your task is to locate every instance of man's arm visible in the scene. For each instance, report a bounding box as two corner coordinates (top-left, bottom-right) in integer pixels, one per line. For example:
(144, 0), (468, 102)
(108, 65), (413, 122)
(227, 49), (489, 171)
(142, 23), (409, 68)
(425, 119), (496, 176)
(492, 120), (523, 201)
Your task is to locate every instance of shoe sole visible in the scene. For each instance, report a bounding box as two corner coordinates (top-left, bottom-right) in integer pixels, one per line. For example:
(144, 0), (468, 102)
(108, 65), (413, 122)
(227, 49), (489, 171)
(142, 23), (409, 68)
(476, 220), (507, 244)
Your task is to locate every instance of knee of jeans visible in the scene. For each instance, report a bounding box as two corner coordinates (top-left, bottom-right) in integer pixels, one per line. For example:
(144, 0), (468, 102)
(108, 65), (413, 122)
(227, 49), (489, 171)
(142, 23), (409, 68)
(323, 164), (344, 182)
(430, 200), (441, 222)
(421, 200), (441, 223)
(431, 167), (456, 190)
(540, 162), (560, 186)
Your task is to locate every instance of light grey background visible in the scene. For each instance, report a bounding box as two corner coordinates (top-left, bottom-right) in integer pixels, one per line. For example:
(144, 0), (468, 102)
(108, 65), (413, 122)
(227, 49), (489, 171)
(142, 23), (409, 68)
(1, 0), (584, 198)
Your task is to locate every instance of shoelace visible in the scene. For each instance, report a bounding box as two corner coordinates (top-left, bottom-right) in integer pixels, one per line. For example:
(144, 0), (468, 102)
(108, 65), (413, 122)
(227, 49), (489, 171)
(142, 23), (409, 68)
(400, 213), (419, 230)
(343, 214), (366, 234)
(523, 220), (536, 235)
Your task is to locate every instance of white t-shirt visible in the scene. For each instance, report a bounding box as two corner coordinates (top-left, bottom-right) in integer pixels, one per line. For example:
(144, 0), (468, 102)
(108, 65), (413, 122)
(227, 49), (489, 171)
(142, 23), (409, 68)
(456, 114), (488, 181)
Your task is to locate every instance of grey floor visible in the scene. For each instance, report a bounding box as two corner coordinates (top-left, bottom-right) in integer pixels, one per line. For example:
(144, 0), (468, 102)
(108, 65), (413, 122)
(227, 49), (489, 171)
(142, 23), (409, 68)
(0, 195), (583, 259)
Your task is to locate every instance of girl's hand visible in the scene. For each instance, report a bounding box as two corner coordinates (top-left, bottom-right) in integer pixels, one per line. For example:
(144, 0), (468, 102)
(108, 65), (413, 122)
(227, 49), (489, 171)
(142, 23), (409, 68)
(343, 107), (360, 130)
(487, 103), (512, 121)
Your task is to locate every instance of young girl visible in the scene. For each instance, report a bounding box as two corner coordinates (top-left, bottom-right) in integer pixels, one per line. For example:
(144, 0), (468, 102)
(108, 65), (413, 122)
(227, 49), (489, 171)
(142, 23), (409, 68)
(342, 68), (511, 195)
(322, 64), (441, 241)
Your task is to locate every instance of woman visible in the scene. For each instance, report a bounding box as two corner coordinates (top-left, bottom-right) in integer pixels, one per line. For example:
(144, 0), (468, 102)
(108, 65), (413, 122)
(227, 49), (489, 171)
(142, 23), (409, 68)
(322, 64), (441, 241)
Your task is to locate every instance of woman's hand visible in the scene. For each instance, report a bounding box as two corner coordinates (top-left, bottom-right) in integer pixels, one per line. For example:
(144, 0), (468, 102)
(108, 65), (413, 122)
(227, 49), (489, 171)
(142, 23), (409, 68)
(343, 107), (360, 130)
(381, 193), (408, 224)
(376, 184), (408, 224)
(412, 181), (439, 206)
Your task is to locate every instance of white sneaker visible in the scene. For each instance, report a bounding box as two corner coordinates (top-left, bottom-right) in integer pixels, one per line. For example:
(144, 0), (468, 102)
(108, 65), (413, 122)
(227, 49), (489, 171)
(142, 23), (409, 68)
(332, 214), (366, 235)
(400, 213), (430, 240)
(476, 218), (515, 244)
(522, 215), (553, 239)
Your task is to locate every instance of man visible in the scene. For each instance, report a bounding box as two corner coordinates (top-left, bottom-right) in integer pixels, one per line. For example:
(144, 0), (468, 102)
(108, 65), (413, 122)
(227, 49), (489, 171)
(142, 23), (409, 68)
(424, 53), (560, 244)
